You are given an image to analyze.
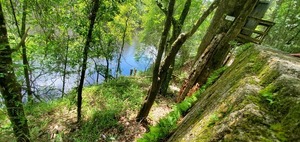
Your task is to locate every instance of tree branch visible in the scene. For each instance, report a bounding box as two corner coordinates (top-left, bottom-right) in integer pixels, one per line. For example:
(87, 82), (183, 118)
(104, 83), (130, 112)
(187, 0), (220, 37)
(11, 28), (30, 52)
(9, 0), (21, 37)
(179, 0), (192, 26)
(155, 0), (167, 15)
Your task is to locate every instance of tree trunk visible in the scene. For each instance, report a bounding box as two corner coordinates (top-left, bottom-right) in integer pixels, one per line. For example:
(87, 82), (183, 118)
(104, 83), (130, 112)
(195, 0), (259, 88)
(20, 0), (33, 102)
(136, 0), (176, 122)
(195, 0), (246, 60)
(105, 39), (112, 81)
(158, 0), (219, 94)
(77, 0), (100, 122)
(136, 0), (218, 121)
(10, 0), (33, 102)
(116, 16), (129, 78)
(160, 0), (192, 96)
(62, 35), (69, 97)
(177, 34), (224, 102)
(0, 3), (30, 141)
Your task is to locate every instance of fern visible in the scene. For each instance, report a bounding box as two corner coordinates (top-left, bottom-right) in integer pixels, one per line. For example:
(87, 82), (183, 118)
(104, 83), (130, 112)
(137, 67), (227, 142)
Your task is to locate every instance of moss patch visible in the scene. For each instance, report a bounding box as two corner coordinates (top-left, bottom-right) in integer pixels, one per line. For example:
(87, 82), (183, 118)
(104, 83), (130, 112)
(167, 46), (300, 142)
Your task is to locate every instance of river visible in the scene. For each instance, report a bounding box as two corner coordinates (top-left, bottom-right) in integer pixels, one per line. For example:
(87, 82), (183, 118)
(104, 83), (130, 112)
(30, 42), (156, 100)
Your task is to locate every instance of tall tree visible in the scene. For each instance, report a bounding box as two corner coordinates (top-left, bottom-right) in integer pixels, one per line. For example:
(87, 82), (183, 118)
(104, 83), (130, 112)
(157, 0), (192, 96)
(108, 1), (137, 77)
(137, 0), (220, 121)
(116, 12), (130, 77)
(77, 0), (100, 122)
(196, 0), (259, 85)
(61, 35), (70, 97)
(9, 0), (33, 102)
(0, 2), (30, 141)
(136, 0), (176, 122)
(177, 0), (260, 102)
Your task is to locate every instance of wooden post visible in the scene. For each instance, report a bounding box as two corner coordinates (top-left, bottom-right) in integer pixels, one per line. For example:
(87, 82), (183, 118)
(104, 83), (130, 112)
(130, 69), (133, 76)
(133, 68), (137, 76)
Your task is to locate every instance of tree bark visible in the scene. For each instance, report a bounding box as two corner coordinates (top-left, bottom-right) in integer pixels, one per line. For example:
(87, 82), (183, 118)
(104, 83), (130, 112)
(195, 0), (245, 60)
(158, 0), (219, 91)
(160, 0), (191, 96)
(177, 33), (224, 102)
(136, 0), (218, 122)
(136, 0), (176, 122)
(0, 3), (30, 141)
(195, 0), (259, 88)
(77, 0), (100, 122)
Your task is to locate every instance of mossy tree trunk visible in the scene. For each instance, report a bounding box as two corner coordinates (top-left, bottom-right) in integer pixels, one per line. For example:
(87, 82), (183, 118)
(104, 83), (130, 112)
(179, 0), (257, 101)
(195, 0), (251, 60)
(0, 3), (30, 142)
(190, 0), (259, 92)
(177, 33), (225, 102)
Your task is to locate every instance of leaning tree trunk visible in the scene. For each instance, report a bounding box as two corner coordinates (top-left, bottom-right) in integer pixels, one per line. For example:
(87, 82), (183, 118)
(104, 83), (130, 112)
(160, 0), (192, 96)
(136, 0), (176, 122)
(0, 3), (30, 141)
(195, 0), (250, 60)
(136, 0), (219, 122)
(195, 0), (259, 86)
(177, 34), (224, 102)
(77, 0), (100, 122)
(178, 0), (259, 102)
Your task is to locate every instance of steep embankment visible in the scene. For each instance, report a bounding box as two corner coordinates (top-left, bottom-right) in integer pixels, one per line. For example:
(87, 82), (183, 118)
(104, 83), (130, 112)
(168, 45), (300, 142)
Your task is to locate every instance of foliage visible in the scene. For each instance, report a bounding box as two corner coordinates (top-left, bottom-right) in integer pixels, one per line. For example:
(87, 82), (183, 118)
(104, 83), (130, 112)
(0, 77), (148, 141)
(259, 84), (278, 105)
(264, 0), (300, 53)
(1, 0), (299, 140)
(70, 77), (146, 141)
(138, 67), (227, 142)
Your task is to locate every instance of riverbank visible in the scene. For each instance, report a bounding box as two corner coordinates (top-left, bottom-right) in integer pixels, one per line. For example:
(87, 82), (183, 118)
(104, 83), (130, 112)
(0, 76), (174, 142)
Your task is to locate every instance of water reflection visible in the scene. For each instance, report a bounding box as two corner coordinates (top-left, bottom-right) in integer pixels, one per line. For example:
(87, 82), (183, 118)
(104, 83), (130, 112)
(30, 42), (156, 100)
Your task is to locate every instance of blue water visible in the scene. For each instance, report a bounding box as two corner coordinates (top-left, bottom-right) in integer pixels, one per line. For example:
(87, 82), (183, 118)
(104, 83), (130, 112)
(29, 42), (156, 100)
(85, 42), (155, 84)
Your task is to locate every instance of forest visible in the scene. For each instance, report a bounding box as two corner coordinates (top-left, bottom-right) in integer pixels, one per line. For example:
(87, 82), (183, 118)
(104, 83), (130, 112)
(0, 0), (299, 141)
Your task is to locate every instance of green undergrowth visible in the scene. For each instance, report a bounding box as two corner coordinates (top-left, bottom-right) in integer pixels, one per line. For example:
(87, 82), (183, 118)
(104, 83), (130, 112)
(138, 67), (227, 142)
(0, 76), (149, 142)
(71, 77), (147, 142)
